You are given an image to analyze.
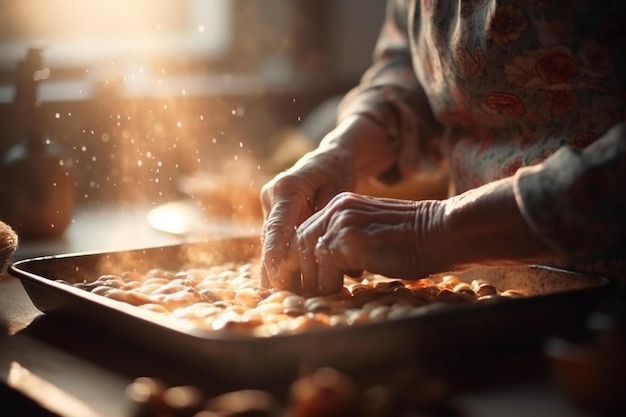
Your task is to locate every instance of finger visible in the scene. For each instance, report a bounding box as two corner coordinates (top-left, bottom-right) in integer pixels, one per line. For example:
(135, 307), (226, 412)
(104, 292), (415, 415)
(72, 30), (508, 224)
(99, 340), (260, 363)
(282, 233), (306, 293)
(315, 236), (345, 296)
(296, 231), (318, 296)
(301, 194), (390, 290)
(295, 207), (330, 295)
(261, 197), (306, 289)
(262, 236), (302, 291)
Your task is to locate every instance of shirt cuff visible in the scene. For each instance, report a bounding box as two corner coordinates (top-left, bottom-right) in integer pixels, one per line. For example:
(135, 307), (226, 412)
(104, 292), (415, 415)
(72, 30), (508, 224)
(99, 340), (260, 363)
(513, 146), (614, 254)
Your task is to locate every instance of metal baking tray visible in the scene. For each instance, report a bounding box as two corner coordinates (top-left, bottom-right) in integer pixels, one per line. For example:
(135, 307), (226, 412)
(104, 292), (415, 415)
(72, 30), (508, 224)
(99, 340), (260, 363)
(9, 236), (611, 387)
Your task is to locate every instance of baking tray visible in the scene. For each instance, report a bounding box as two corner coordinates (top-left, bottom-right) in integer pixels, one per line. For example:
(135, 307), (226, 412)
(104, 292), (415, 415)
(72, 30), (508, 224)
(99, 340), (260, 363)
(9, 236), (611, 387)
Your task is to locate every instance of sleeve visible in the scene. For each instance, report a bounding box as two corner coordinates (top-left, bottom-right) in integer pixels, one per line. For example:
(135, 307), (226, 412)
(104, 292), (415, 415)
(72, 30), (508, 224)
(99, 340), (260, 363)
(336, 0), (443, 183)
(513, 123), (626, 255)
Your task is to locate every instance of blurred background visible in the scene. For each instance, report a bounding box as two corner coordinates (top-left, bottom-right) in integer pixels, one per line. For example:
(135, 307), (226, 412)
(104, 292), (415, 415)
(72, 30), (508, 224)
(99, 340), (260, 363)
(0, 0), (385, 211)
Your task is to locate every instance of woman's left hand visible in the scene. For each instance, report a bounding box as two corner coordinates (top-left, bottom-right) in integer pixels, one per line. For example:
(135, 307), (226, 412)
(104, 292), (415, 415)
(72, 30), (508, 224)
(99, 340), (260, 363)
(292, 191), (447, 296)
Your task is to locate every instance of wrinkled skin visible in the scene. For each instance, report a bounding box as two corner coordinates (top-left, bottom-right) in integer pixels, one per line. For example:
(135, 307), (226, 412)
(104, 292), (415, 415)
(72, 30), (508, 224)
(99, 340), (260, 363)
(260, 146), (356, 292)
(292, 192), (446, 295)
(260, 146), (557, 296)
(261, 159), (448, 295)
(260, 115), (450, 295)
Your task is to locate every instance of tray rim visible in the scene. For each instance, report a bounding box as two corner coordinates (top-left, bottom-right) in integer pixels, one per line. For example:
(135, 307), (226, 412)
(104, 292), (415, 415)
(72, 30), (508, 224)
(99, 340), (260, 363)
(8, 238), (613, 342)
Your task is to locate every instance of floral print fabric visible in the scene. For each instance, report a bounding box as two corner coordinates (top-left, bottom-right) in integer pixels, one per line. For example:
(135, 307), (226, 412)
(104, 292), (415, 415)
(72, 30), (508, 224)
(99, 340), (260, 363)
(338, 0), (626, 281)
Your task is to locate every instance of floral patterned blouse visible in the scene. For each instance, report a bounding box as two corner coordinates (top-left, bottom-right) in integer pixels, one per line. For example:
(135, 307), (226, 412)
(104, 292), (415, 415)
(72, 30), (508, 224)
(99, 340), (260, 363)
(337, 0), (626, 282)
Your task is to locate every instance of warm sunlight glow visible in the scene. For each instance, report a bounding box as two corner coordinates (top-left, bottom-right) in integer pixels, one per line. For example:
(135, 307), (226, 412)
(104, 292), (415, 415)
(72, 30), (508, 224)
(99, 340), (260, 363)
(6, 0), (180, 37)
(0, 0), (232, 66)
(147, 200), (261, 237)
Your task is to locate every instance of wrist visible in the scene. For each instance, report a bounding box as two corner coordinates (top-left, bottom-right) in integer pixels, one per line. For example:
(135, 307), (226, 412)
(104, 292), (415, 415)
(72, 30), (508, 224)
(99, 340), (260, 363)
(410, 199), (451, 275)
(439, 178), (558, 270)
(319, 114), (396, 182)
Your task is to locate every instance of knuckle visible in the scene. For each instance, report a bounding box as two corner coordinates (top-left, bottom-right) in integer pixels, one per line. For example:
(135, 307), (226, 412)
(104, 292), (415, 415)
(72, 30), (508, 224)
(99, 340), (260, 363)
(327, 191), (358, 211)
(260, 173), (298, 201)
(270, 174), (303, 196)
(334, 229), (362, 253)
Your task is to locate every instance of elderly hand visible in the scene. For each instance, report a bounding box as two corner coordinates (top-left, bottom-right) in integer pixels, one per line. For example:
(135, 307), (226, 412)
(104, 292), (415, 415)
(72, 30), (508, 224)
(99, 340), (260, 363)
(290, 192), (447, 295)
(260, 115), (395, 291)
(261, 171), (559, 296)
(260, 147), (355, 291)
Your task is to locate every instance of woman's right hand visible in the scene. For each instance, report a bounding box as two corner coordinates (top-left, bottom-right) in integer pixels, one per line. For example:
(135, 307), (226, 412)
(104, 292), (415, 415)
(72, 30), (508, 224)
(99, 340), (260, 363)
(260, 115), (394, 291)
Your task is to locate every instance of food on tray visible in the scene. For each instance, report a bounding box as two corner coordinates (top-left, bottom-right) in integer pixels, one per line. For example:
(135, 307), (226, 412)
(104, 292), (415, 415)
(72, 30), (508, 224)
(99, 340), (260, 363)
(60, 260), (527, 336)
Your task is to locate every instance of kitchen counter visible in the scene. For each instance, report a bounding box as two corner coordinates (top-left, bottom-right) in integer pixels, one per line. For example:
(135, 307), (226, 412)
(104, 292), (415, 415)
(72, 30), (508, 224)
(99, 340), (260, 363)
(0, 204), (610, 417)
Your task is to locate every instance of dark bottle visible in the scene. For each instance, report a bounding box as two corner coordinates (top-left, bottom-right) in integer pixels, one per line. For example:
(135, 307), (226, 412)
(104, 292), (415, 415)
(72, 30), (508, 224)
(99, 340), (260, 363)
(0, 48), (75, 239)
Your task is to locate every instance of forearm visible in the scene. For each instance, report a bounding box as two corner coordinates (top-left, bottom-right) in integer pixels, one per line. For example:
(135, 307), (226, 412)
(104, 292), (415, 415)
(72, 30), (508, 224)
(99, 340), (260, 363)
(424, 123), (626, 274)
(432, 177), (559, 272)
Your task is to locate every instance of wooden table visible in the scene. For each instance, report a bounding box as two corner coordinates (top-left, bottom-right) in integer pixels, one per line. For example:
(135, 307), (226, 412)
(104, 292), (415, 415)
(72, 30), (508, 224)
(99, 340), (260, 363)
(0, 204), (601, 417)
